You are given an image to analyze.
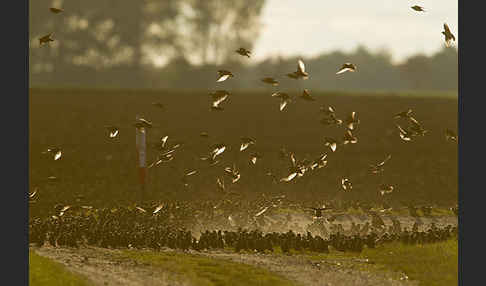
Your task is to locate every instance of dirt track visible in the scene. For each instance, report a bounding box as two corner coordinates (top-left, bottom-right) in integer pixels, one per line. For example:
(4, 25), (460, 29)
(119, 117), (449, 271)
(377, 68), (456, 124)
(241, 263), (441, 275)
(33, 246), (418, 286)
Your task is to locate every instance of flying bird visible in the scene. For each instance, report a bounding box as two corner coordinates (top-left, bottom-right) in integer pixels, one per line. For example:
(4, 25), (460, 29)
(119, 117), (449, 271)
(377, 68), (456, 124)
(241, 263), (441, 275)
(287, 59), (309, 79)
(280, 171), (298, 183)
(235, 48), (251, 58)
(216, 70), (234, 82)
(324, 137), (338, 152)
(43, 147), (62, 161)
(320, 105), (336, 116)
(308, 205), (332, 218)
(343, 130), (358, 144)
(39, 33), (54, 46)
(200, 132), (209, 138)
(369, 154), (392, 174)
(249, 152), (262, 165)
(310, 154), (328, 170)
(442, 23), (456, 47)
(240, 137), (256, 152)
(396, 124), (413, 141)
(379, 184), (394, 196)
(394, 109), (413, 119)
(261, 77), (279, 86)
(445, 129), (458, 142)
(271, 92), (292, 111)
(336, 63), (357, 74)
(153, 204), (165, 214)
(341, 178), (352, 191)
(50, 7), (64, 14)
(299, 89), (315, 101)
(408, 117), (427, 136)
(134, 118), (153, 129)
(105, 126), (119, 139)
(345, 112), (360, 130)
(210, 143), (226, 160)
(152, 102), (165, 109)
(224, 164), (241, 183)
(210, 90), (230, 110)
(411, 5), (426, 12)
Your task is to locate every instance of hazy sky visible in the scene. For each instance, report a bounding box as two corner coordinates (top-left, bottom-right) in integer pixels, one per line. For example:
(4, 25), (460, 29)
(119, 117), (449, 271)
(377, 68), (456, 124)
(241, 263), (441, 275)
(252, 0), (458, 63)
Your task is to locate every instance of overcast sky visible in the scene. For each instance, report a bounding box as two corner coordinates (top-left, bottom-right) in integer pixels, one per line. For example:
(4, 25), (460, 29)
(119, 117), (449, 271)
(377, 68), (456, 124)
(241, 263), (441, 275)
(252, 0), (458, 64)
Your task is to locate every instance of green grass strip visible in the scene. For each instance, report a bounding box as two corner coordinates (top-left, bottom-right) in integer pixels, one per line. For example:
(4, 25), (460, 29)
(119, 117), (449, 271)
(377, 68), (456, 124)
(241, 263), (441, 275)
(29, 250), (91, 286)
(121, 250), (297, 286)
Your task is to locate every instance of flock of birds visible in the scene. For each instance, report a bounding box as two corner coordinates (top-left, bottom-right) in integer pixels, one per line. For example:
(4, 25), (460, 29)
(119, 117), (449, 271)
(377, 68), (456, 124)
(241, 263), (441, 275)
(31, 4), (458, 252)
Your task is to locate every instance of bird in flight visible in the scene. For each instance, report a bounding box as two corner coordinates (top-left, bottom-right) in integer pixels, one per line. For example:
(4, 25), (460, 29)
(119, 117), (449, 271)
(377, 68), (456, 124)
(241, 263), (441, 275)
(134, 118), (153, 129)
(379, 184), (394, 196)
(299, 89), (315, 101)
(261, 77), (279, 86)
(341, 178), (352, 191)
(343, 130), (358, 144)
(411, 5), (426, 12)
(442, 23), (456, 47)
(369, 154), (392, 174)
(345, 112), (360, 130)
(216, 70), (234, 82)
(43, 147), (62, 161)
(336, 63), (357, 74)
(445, 129), (458, 142)
(105, 126), (119, 139)
(394, 109), (413, 119)
(240, 137), (256, 152)
(39, 33), (54, 46)
(324, 137), (338, 152)
(50, 7), (64, 14)
(271, 92), (292, 111)
(235, 48), (251, 58)
(249, 152), (262, 165)
(287, 59), (309, 80)
(396, 124), (413, 141)
(224, 164), (241, 183)
(210, 90), (230, 110)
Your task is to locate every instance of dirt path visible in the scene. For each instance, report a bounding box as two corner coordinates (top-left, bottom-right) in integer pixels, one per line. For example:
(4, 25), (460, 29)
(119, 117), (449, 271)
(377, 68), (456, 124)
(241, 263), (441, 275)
(197, 251), (418, 286)
(34, 245), (418, 286)
(33, 246), (191, 286)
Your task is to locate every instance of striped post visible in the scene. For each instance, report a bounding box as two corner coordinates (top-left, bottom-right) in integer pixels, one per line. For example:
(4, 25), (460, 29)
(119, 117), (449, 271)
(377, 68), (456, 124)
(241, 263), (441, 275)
(135, 115), (147, 194)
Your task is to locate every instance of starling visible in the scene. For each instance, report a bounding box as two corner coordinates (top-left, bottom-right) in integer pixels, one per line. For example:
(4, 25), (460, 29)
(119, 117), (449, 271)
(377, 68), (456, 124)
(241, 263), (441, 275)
(240, 137), (256, 152)
(216, 70), (234, 82)
(299, 89), (315, 101)
(271, 92), (292, 111)
(336, 63), (357, 74)
(345, 112), (360, 130)
(442, 23), (456, 47)
(445, 129), (458, 142)
(343, 130), (358, 144)
(341, 178), (352, 191)
(324, 137), (338, 152)
(411, 5), (426, 12)
(50, 7), (64, 14)
(105, 126), (119, 139)
(261, 77), (279, 86)
(210, 90), (230, 110)
(39, 33), (54, 46)
(287, 59), (309, 79)
(235, 48), (251, 58)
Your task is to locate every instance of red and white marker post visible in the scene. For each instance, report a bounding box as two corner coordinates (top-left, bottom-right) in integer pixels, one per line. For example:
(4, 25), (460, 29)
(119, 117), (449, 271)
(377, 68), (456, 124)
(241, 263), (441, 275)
(135, 115), (147, 196)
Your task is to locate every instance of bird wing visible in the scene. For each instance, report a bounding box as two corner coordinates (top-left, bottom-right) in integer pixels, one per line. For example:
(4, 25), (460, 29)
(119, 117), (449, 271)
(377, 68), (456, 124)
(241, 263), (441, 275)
(216, 74), (230, 82)
(279, 100), (288, 111)
(298, 59), (306, 73)
(280, 172), (297, 182)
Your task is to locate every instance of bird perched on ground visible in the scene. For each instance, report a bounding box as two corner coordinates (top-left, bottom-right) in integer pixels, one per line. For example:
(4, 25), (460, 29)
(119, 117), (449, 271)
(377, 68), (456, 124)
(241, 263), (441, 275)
(261, 77), (279, 86)
(343, 130), (358, 144)
(287, 59), (309, 80)
(336, 63), (357, 74)
(210, 90), (230, 110)
(324, 137), (338, 152)
(341, 178), (352, 191)
(271, 92), (292, 111)
(379, 184), (394, 196)
(442, 23), (455, 47)
(104, 126), (119, 139)
(394, 109), (413, 119)
(369, 154), (392, 174)
(39, 33), (54, 46)
(411, 5), (426, 12)
(299, 89), (315, 101)
(240, 137), (256, 152)
(345, 112), (360, 130)
(445, 129), (458, 142)
(235, 48), (251, 58)
(216, 70), (234, 82)
(50, 7), (64, 13)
